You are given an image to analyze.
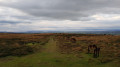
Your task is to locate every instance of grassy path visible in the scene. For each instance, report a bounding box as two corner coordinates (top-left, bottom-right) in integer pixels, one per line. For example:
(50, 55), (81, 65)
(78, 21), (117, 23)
(0, 36), (116, 67)
(42, 37), (58, 53)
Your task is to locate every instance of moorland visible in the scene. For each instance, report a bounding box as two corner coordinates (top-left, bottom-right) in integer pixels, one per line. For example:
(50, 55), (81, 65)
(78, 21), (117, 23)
(0, 33), (120, 67)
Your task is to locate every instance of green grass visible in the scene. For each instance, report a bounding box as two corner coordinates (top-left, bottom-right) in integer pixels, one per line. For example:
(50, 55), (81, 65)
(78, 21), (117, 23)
(0, 36), (119, 67)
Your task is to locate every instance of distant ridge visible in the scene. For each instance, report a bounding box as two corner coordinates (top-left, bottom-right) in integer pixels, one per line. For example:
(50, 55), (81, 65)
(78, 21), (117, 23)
(0, 30), (120, 35)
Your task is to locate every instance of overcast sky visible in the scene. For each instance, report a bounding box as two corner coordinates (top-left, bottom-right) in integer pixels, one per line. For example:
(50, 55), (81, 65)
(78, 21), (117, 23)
(0, 0), (120, 32)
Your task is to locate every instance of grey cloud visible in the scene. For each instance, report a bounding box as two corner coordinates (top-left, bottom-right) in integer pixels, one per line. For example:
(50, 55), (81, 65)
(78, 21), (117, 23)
(0, 20), (24, 24)
(0, 20), (31, 24)
(1, 0), (120, 20)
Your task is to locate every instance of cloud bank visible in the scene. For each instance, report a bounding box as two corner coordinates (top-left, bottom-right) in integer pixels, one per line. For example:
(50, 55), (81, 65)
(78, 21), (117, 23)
(0, 0), (120, 32)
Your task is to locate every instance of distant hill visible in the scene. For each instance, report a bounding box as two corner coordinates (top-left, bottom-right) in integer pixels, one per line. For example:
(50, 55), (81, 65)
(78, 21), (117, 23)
(1, 30), (120, 35)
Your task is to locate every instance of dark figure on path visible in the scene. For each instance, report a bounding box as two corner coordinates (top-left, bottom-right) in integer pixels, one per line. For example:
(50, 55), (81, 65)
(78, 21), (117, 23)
(88, 45), (100, 58)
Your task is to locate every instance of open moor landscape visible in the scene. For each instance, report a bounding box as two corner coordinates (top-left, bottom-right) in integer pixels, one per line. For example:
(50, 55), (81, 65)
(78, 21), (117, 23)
(0, 33), (120, 67)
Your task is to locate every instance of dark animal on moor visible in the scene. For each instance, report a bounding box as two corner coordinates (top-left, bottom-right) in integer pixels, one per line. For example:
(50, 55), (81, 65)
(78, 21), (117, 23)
(70, 38), (76, 43)
(88, 45), (100, 58)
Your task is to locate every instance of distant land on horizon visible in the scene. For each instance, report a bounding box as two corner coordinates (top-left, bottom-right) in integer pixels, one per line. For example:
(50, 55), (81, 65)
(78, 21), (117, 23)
(1, 30), (120, 35)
